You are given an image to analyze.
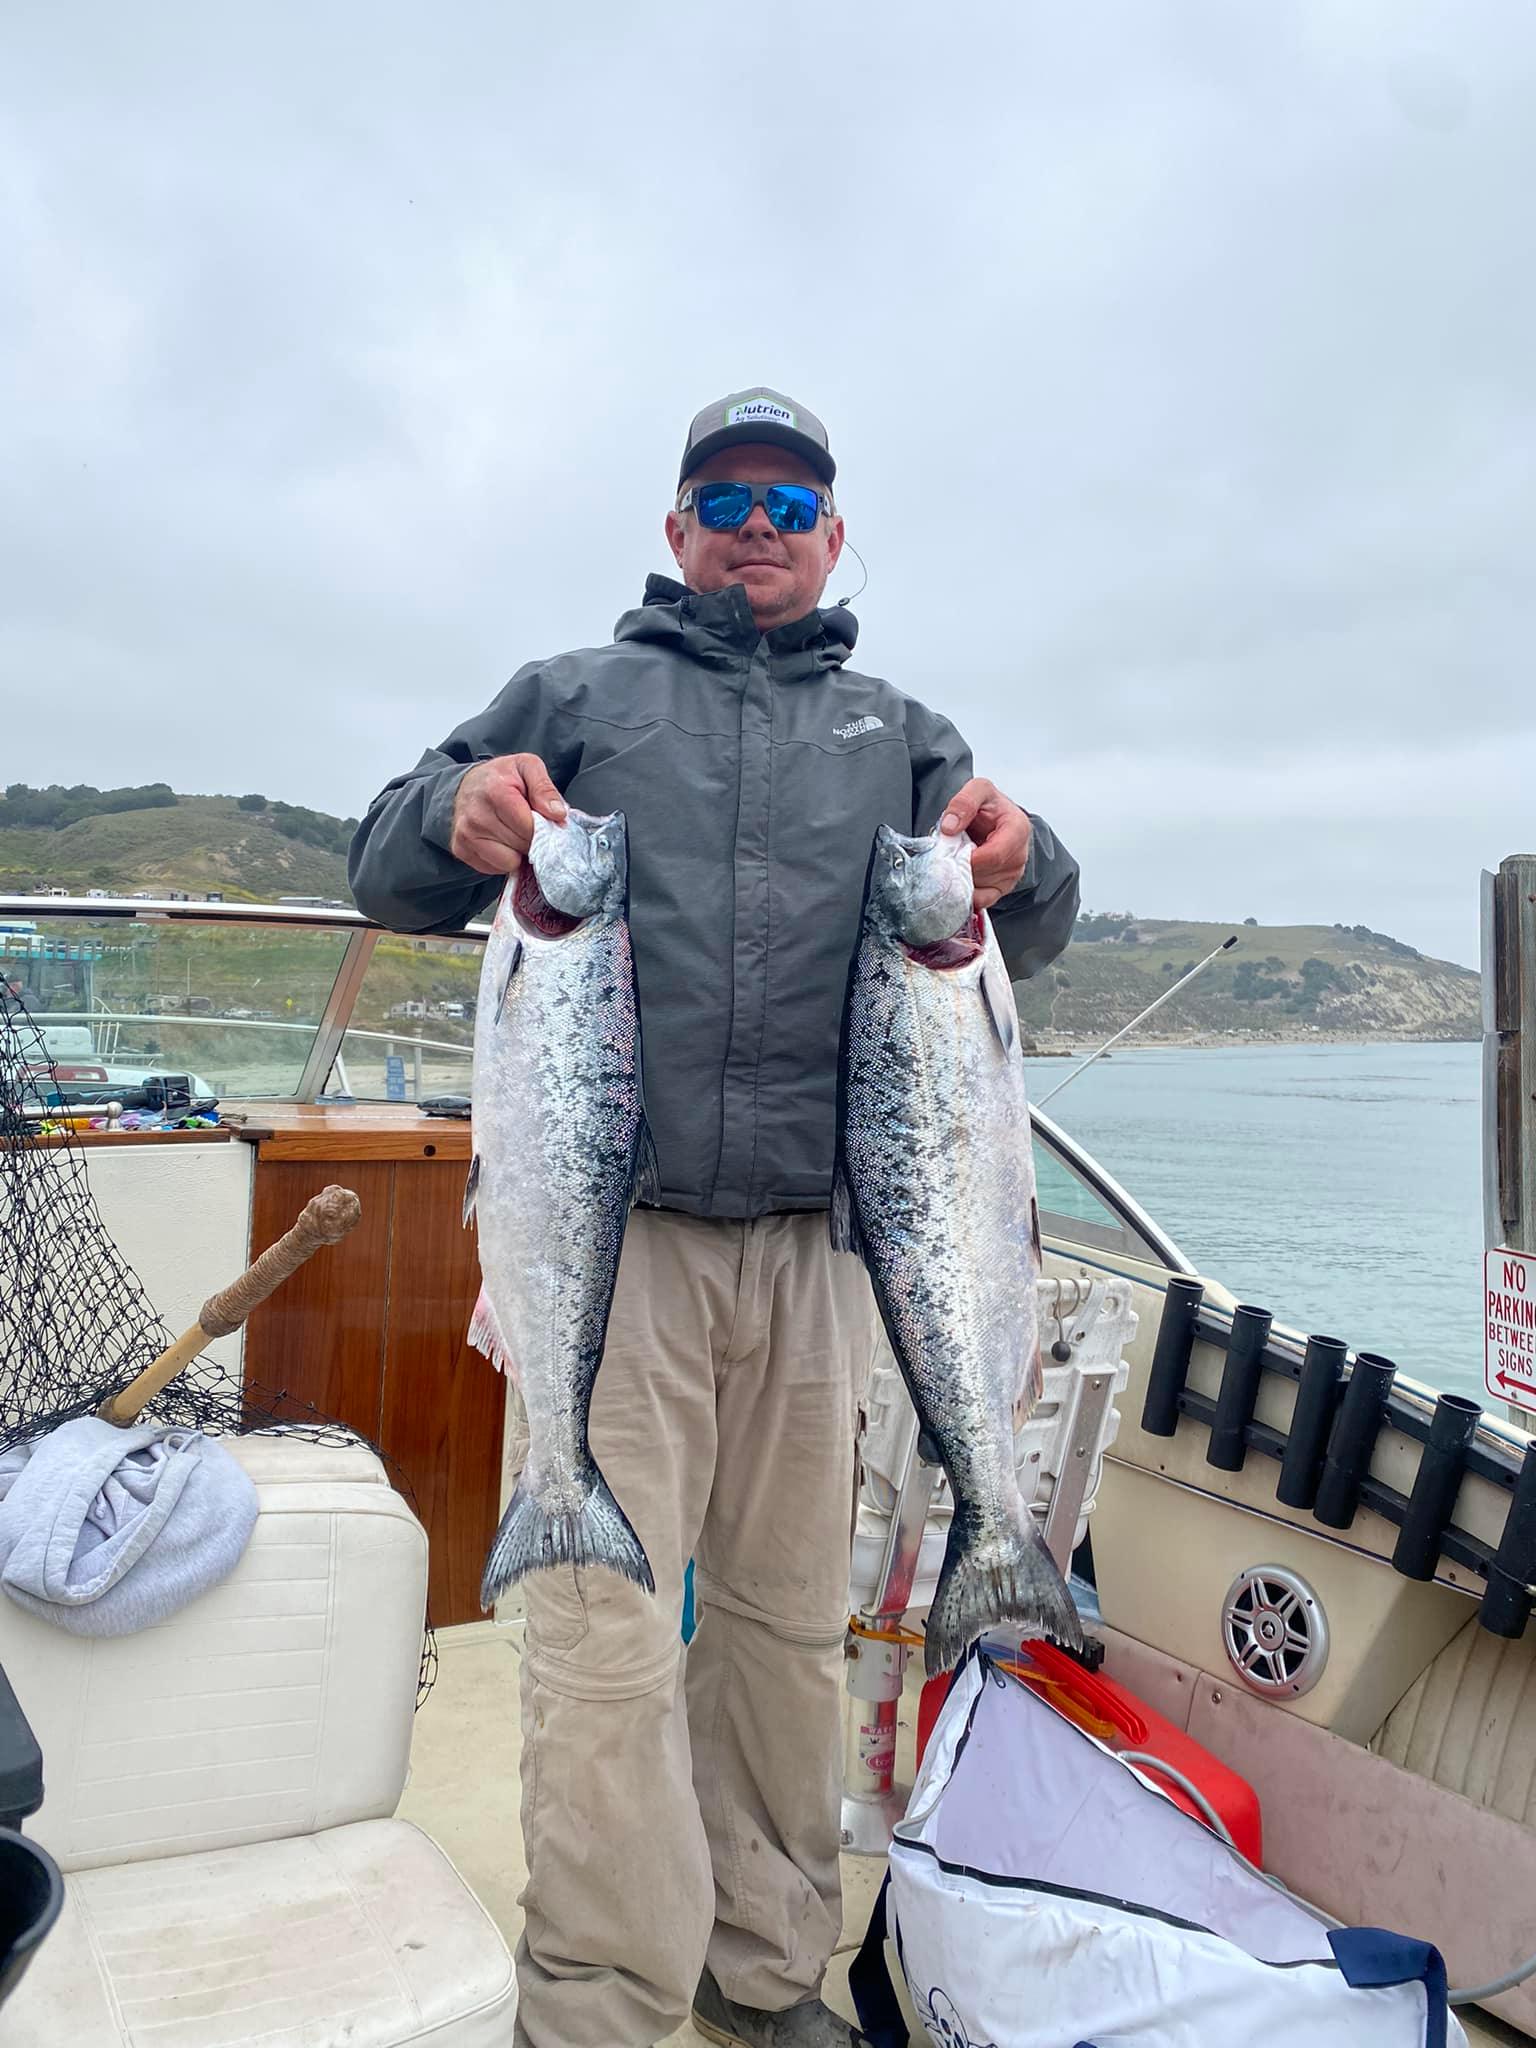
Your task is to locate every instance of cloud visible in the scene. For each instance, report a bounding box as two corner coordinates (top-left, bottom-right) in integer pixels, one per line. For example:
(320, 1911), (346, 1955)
(2, 0), (1531, 966)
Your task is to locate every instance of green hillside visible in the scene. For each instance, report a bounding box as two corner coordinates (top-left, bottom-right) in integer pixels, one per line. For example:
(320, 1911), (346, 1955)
(1016, 913), (1479, 1046)
(0, 791), (354, 902)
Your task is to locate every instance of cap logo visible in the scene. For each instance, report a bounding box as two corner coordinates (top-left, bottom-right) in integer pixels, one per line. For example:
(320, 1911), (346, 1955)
(726, 398), (796, 429)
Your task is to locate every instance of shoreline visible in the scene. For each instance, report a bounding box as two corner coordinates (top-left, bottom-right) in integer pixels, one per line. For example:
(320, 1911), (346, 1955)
(1024, 1031), (1479, 1056)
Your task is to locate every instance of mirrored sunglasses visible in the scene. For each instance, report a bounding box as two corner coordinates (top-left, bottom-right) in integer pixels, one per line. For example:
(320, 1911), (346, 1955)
(678, 480), (832, 534)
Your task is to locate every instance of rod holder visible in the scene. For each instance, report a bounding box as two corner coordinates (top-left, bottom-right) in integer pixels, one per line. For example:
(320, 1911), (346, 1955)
(1313, 1352), (1396, 1530)
(1275, 1336), (1349, 1510)
(1393, 1394), (1482, 1581)
(1480, 1441), (1536, 1639)
(1207, 1305), (1273, 1472)
(1141, 1277), (1204, 1438)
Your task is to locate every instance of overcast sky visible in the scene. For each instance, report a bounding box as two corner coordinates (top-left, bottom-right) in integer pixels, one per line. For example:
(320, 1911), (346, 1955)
(4, 1), (1531, 966)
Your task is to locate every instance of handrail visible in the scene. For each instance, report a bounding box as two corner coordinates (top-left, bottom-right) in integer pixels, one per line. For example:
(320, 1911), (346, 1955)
(25, 1009), (470, 1045)
(25, 1009), (316, 1036)
(23, 1011), (473, 1061)
(338, 1025), (472, 1057)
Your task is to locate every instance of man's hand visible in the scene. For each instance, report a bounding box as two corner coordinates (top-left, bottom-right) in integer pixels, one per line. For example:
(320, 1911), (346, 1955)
(450, 754), (567, 874)
(941, 778), (1033, 911)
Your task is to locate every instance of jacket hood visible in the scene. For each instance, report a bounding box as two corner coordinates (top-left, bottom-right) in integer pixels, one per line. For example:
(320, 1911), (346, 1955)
(613, 574), (858, 678)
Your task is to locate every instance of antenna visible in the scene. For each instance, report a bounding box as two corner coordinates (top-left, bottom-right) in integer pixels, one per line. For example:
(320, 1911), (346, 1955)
(1035, 935), (1239, 1110)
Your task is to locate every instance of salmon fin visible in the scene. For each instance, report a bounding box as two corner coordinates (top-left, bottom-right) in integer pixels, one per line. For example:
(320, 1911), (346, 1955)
(1015, 1341), (1045, 1424)
(480, 1470), (655, 1608)
(467, 1285), (516, 1380)
(631, 1117), (660, 1207)
(495, 940), (523, 1023)
(924, 1514), (1083, 1679)
(462, 1153), (481, 1228)
(828, 1159), (862, 1255)
(980, 948), (1018, 1059)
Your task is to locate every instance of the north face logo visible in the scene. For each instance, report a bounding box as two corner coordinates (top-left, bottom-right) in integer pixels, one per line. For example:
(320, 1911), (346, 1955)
(833, 715), (884, 740)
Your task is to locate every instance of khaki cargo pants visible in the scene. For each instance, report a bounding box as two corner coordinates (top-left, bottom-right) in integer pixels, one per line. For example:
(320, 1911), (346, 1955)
(507, 1208), (881, 2048)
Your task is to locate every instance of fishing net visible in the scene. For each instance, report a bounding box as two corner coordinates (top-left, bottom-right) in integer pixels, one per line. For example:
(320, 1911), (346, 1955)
(0, 982), (436, 1702)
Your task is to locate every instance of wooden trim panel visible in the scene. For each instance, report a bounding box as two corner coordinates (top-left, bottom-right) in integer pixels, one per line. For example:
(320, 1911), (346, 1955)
(244, 1128), (472, 1162)
(228, 1103), (473, 1163)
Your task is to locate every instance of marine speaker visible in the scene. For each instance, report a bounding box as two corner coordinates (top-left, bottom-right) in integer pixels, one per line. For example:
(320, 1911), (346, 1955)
(1221, 1565), (1328, 1699)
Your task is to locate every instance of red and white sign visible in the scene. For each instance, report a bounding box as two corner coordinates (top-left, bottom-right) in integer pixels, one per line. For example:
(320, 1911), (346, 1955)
(1486, 1249), (1536, 1412)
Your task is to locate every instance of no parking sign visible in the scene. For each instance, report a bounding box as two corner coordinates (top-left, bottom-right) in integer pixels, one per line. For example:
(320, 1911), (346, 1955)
(1486, 1248), (1536, 1414)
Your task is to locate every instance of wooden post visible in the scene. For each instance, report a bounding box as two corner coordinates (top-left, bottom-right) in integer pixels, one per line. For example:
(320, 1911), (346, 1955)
(1484, 856), (1536, 1427)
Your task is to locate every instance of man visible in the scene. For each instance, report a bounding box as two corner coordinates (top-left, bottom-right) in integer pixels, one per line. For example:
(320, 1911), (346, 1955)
(349, 388), (1079, 2048)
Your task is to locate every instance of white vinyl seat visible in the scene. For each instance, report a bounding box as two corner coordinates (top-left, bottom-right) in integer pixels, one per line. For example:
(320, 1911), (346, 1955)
(4, 1434), (516, 2047)
(14, 1823), (514, 2047)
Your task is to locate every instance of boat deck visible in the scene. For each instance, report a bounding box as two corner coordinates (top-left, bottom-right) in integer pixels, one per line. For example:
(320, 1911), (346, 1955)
(398, 1622), (1524, 2047)
(398, 1621), (926, 2043)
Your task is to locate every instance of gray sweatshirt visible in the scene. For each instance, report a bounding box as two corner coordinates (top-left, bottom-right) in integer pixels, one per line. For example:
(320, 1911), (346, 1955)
(349, 576), (1080, 1218)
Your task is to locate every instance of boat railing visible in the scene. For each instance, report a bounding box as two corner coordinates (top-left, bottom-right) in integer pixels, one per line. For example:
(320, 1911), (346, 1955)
(26, 1011), (472, 1060)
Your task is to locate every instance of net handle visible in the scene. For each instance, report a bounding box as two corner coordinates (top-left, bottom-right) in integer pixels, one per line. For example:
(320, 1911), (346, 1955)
(97, 1185), (361, 1427)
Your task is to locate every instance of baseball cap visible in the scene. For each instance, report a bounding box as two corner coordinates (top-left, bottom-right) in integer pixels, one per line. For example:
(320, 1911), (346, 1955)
(678, 387), (836, 489)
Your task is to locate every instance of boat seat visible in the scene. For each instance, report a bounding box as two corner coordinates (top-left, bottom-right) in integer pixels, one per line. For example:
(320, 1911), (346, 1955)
(3, 1433), (516, 2046)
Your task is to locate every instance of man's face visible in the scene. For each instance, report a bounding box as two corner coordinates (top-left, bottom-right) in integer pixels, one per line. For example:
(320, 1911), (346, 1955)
(665, 444), (845, 630)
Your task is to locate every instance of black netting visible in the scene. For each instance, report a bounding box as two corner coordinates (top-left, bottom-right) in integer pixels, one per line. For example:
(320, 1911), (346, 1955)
(1, 981), (436, 1703)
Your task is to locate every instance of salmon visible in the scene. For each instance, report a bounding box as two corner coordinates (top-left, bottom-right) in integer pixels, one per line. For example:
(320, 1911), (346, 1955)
(467, 807), (655, 1607)
(833, 823), (1082, 1676)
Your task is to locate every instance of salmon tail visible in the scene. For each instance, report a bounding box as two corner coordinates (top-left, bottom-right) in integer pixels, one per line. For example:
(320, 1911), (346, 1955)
(924, 1513), (1083, 1679)
(480, 1469), (655, 1609)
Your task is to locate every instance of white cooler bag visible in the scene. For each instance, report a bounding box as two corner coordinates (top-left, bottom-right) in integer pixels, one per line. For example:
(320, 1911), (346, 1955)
(851, 1655), (1462, 2048)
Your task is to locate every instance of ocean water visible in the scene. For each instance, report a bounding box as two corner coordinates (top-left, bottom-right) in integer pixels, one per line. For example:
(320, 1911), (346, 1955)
(1027, 1042), (1485, 1403)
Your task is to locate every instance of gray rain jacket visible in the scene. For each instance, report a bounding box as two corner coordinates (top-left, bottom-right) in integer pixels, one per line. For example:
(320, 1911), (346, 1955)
(349, 576), (1080, 1219)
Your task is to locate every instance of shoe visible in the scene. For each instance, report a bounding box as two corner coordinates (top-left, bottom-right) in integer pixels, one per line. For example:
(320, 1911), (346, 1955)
(691, 1965), (868, 2046)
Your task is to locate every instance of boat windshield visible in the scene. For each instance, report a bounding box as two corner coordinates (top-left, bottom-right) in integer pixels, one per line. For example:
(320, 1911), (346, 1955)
(2, 909), (359, 1102)
(330, 929), (478, 1102)
(1, 899), (488, 1108)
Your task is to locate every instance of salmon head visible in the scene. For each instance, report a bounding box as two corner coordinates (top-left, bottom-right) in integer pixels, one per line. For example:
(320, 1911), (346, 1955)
(865, 823), (981, 965)
(513, 808), (628, 937)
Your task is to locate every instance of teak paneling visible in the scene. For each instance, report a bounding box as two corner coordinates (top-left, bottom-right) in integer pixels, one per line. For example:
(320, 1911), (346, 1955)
(241, 1146), (503, 1626)
(380, 1162), (504, 1626)
(243, 1161), (394, 1439)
